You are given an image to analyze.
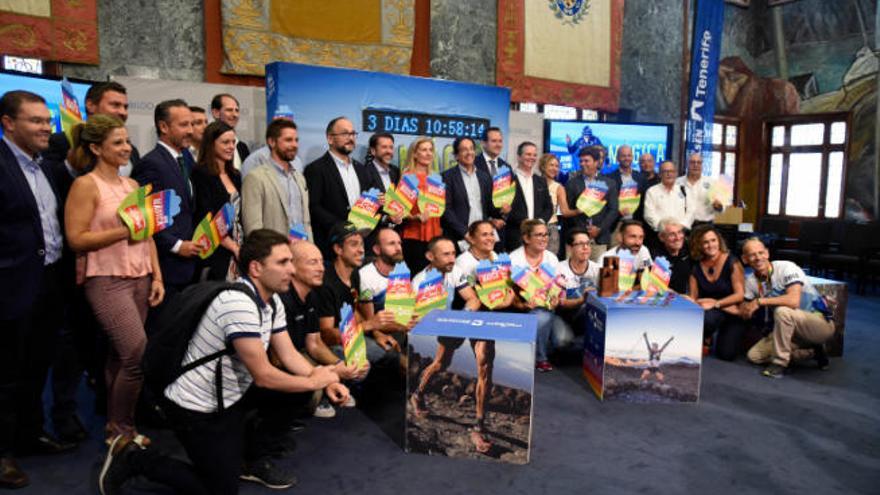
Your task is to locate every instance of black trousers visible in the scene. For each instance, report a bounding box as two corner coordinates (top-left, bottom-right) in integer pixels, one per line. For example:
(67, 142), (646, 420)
(158, 387), (307, 494)
(704, 308), (746, 361)
(51, 285), (101, 424)
(402, 239), (429, 275)
(0, 263), (63, 456)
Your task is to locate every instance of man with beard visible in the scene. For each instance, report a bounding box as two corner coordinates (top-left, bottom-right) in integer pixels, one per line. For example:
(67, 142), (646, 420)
(242, 119), (311, 240)
(305, 117), (371, 256)
(131, 99), (197, 292)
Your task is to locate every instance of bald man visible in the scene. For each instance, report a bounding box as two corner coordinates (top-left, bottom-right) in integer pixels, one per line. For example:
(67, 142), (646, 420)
(281, 241), (367, 380)
(739, 238), (834, 378)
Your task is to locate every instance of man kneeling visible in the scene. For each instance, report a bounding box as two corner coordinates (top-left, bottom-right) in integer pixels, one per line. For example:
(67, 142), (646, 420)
(739, 238), (834, 378)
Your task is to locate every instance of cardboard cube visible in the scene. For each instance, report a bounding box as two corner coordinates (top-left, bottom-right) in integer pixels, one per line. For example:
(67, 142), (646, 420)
(808, 276), (847, 357)
(406, 310), (537, 464)
(584, 293), (704, 403)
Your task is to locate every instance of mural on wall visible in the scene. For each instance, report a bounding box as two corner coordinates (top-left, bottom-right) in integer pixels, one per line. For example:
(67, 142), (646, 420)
(718, 0), (877, 221)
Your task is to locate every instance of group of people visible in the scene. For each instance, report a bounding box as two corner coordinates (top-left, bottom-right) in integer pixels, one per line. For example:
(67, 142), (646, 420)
(0, 81), (836, 493)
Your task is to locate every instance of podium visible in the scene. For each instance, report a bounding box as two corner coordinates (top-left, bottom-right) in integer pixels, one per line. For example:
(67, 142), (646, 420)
(405, 310), (537, 464)
(584, 293), (704, 403)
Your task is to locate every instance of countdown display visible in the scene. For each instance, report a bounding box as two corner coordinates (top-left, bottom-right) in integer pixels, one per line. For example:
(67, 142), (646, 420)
(362, 108), (489, 139)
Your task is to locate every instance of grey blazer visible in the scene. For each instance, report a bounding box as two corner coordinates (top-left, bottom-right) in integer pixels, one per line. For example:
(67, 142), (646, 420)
(242, 160), (312, 239)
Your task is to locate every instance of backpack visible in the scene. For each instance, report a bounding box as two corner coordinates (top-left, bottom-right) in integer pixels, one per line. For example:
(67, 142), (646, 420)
(142, 280), (274, 413)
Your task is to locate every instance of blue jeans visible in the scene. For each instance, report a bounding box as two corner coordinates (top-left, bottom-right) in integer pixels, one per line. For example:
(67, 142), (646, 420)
(534, 309), (572, 362)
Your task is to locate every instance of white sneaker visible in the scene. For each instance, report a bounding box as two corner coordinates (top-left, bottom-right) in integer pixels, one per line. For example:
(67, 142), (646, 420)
(342, 395), (356, 408)
(313, 402), (336, 418)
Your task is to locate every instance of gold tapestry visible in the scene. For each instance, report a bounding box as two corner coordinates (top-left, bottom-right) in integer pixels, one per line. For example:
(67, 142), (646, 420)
(221, 0), (414, 76)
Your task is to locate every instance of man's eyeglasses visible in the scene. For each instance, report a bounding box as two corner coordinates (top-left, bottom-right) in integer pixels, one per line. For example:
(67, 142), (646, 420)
(571, 241), (592, 248)
(331, 131), (358, 138)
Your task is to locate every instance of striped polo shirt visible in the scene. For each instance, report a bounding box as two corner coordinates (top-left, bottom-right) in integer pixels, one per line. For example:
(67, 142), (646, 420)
(164, 279), (287, 413)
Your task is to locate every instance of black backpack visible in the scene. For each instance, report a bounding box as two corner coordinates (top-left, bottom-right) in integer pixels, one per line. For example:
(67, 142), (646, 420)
(142, 281), (274, 413)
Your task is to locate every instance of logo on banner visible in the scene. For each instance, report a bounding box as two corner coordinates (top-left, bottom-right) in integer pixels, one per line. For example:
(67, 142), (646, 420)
(549, 0), (590, 25)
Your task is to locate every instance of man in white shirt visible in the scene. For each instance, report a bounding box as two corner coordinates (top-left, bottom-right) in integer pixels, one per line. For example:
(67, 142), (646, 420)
(504, 142), (553, 251)
(739, 238), (834, 378)
(677, 153), (722, 226)
(474, 126), (509, 177)
(359, 228), (404, 314)
(644, 160), (693, 232)
(600, 219), (653, 270)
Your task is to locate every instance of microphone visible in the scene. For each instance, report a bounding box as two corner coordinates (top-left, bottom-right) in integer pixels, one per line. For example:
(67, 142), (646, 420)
(680, 185), (687, 213)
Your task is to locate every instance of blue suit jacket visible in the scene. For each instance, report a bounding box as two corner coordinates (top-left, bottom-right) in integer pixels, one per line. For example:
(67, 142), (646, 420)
(0, 140), (62, 319)
(440, 166), (496, 243)
(131, 144), (195, 286)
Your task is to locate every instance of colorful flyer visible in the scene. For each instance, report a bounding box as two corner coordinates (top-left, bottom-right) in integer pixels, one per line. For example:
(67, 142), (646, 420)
(617, 251), (637, 291)
(495, 252), (513, 287)
(59, 77), (83, 146)
(492, 166), (516, 208)
(289, 223), (309, 242)
(641, 256), (672, 295)
(511, 263), (558, 309)
(416, 174), (445, 218)
(191, 202), (235, 259)
(475, 259), (510, 309)
(415, 268), (449, 319)
(339, 303), (368, 369)
(117, 184), (182, 241)
(384, 174), (419, 217)
(576, 180), (608, 217)
(709, 174), (734, 207)
(348, 187), (382, 231)
(618, 179), (641, 216)
(384, 262), (415, 325)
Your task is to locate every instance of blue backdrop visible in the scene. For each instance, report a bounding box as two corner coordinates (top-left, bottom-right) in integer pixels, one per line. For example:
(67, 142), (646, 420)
(0, 73), (89, 136)
(266, 62), (511, 172)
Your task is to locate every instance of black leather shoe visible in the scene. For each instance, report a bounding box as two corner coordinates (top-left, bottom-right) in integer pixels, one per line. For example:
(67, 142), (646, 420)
(15, 432), (77, 456)
(54, 415), (88, 443)
(0, 457), (29, 489)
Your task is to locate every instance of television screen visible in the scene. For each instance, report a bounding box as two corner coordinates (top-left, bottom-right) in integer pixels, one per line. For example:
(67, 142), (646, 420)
(544, 120), (673, 180)
(0, 71), (91, 136)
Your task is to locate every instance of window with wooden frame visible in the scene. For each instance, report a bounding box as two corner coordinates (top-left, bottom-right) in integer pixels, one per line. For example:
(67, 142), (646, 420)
(764, 113), (848, 219)
(711, 117), (740, 199)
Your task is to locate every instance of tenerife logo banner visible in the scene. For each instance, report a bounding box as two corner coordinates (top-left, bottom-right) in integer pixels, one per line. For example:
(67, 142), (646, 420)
(684, 0), (725, 175)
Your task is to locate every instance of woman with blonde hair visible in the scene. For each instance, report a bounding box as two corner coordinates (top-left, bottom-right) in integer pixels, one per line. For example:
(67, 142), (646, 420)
(65, 115), (164, 446)
(537, 153), (563, 256)
(399, 137), (441, 272)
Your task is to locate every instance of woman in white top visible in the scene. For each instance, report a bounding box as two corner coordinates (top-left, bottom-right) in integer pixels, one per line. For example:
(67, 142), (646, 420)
(538, 153), (562, 257)
(509, 219), (566, 372)
(556, 227), (601, 342)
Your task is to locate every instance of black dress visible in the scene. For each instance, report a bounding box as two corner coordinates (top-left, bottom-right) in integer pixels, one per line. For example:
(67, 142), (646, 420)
(692, 255), (745, 361)
(191, 167), (242, 281)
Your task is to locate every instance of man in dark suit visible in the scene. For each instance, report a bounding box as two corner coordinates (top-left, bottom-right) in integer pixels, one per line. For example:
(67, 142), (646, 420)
(441, 137), (499, 250)
(504, 142), (553, 252)
(564, 147), (619, 260)
(210, 93), (249, 170)
(42, 81), (141, 176)
(364, 132), (400, 193)
(0, 91), (73, 489)
(474, 126), (509, 177)
(304, 116), (371, 257)
(131, 99), (197, 292)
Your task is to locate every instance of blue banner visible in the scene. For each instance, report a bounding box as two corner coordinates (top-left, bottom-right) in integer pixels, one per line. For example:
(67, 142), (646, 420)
(684, 0), (725, 175)
(266, 63), (510, 173)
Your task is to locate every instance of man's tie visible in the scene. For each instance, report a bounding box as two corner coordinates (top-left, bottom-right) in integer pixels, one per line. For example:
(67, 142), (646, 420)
(489, 159), (497, 176)
(176, 155), (192, 197)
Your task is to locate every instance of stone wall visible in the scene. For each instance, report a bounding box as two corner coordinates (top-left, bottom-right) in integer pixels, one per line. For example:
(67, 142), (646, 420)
(60, 0), (204, 82)
(430, 0), (497, 86)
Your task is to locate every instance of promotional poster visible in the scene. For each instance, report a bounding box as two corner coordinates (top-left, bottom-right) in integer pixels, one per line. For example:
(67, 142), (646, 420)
(406, 311), (536, 464)
(584, 294), (703, 403)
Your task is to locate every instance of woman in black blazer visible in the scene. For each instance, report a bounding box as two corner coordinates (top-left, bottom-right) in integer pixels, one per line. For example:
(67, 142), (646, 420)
(191, 121), (243, 281)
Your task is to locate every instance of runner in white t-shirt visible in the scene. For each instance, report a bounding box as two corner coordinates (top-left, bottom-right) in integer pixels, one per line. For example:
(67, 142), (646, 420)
(554, 227), (601, 340)
(739, 238), (834, 378)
